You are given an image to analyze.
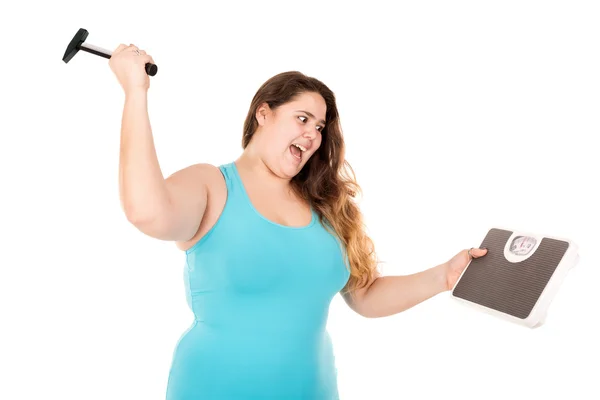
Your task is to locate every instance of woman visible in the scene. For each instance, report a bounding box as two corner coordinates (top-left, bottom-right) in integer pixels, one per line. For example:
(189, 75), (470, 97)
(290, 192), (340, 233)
(110, 44), (488, 399)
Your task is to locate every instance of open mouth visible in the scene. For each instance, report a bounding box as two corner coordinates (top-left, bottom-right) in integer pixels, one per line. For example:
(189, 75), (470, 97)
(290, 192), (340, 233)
(289, 143), (306, 160)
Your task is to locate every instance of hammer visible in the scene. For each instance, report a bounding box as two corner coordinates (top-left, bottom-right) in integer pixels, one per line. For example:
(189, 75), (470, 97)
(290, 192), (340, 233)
(63, 28), (158, 76)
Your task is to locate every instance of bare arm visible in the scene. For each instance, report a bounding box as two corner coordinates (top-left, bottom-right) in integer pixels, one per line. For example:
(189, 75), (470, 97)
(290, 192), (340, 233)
(118, 89), (207, 241)
(343, 264), (447, 318)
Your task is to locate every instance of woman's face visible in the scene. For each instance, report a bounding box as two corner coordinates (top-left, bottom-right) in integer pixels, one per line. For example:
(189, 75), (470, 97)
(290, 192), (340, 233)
(254, 91), (327, 179)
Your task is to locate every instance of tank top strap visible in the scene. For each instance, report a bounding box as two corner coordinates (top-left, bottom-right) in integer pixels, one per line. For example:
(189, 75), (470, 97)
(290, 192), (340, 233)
(216, 161), (262, 224)
(218, 161), (248, 206)
(218, 162), (239, 192)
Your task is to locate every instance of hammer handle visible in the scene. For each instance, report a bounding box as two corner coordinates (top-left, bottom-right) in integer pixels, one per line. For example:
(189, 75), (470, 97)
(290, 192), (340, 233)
(79, 43), (158, 76)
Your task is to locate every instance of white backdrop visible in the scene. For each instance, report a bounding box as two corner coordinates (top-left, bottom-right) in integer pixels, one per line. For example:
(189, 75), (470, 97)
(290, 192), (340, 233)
(2, 1), (599, 399)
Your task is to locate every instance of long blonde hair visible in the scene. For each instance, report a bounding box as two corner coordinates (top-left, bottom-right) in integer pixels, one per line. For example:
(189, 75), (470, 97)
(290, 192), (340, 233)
(242, 71), (380, 296)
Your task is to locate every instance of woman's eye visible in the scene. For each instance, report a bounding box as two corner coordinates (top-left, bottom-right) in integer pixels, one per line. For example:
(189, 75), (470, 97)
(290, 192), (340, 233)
(298, 116), (323, 132)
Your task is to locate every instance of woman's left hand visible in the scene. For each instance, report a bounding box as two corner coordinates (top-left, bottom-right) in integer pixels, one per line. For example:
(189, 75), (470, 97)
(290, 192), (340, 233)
(443, 247), (489, 290)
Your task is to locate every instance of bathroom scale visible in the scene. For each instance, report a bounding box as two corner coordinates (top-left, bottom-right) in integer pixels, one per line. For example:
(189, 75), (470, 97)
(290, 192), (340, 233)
(452, 227), (579, 328)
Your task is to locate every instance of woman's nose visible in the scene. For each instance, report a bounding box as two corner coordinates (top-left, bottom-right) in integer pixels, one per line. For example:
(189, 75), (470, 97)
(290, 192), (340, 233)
(304, 127), (318, 139)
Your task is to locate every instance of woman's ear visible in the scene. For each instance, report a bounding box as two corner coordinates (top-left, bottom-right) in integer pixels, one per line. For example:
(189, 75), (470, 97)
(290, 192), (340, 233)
(255, 103), (270, 126)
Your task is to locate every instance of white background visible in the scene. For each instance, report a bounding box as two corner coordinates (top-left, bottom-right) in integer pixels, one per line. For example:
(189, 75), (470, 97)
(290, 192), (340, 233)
(2, 1), (599, 399)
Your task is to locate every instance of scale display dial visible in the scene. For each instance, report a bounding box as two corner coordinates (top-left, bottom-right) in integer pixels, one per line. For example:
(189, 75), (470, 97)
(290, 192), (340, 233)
(510, 235), (537, 255)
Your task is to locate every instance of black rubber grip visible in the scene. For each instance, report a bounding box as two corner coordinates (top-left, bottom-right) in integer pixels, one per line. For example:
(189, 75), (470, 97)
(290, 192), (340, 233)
(145, 63), (158, 76)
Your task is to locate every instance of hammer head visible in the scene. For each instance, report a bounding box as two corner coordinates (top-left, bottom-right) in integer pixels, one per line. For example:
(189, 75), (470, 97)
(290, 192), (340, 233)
(62, 28), (89, 63)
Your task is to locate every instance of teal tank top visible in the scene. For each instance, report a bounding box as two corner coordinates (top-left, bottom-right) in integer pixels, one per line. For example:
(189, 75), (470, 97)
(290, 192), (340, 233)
(165, 161), (351, 399)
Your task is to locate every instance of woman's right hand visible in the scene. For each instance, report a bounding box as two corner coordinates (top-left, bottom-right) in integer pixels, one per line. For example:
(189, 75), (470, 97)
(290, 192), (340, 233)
(109, 44), (155, 94)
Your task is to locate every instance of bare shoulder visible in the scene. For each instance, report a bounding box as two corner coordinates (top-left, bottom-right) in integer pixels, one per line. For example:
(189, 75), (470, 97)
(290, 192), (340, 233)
(183, 162), (225, 192)
(174, 162), (227, 251)
(166, 162), (221, 183)
(165, 162), (224, 202)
